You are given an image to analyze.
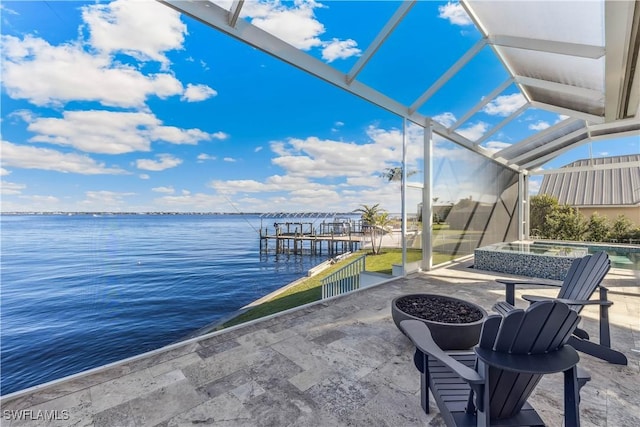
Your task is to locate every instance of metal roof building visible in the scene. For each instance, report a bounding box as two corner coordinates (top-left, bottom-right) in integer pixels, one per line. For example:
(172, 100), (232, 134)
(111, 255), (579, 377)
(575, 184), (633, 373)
(539, 154), (640, 207)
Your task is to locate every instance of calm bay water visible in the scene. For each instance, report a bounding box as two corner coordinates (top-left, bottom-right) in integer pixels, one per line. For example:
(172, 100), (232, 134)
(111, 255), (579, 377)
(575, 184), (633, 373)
(0, 214), (328, 395)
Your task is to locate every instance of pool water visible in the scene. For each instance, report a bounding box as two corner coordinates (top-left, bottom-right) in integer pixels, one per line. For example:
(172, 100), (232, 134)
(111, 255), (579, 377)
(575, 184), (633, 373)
(533, 242), (639, 270)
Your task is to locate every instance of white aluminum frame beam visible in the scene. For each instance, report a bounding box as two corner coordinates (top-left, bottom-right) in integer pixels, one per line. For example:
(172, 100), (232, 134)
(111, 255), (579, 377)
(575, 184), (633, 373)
(228, 0), (244, 27)
(494, 117), (581, 160)
(508, 127), (588, 166)
(409, 38), (487, 114)
(587, 116), (640, 133)
(530, 160), (640, 175)
(515, 76), (604, 101)
(474, 103), (529, 146)
(450, 78), (513, 131)
(422, 121), (433, 271)
(346, 1), (416, 84)
(520, 131), (590, 169)
(604, 0), (639, 121)
(518, 173), (525, 240)
(589, 128), (640, 141)
(488, 34), (605, 59)
(530, 101), (605, 124)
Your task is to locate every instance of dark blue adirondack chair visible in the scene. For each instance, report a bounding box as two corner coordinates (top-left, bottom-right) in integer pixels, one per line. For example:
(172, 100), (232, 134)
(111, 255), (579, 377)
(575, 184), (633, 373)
(493, 251), (627, 365)
(401, 301), (589, 427)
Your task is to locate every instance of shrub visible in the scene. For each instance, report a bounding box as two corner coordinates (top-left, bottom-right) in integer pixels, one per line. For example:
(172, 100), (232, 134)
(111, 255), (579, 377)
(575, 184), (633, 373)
(530, 194), (559, 237)
(610, 215), (633, 240)
(543, 205), (587, 241)
(586, 212), (610, 242)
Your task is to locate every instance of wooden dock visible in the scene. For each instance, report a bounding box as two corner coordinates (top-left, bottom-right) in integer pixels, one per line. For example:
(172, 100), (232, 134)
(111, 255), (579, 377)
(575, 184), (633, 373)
(260, 221), (365, 255)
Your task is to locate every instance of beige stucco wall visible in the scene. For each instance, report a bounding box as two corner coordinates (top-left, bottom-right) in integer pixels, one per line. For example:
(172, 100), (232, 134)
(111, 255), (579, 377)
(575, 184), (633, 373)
(576, 206), (640, 226)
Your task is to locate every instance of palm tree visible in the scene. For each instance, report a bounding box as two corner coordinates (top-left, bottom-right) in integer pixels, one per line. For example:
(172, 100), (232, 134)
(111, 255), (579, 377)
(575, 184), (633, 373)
(354, 204), (391, 254)
(381, 167), (418, 182)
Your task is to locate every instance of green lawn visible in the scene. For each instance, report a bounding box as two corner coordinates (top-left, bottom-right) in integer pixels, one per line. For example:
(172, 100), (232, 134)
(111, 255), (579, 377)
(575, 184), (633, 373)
(222, 247), (459, 329)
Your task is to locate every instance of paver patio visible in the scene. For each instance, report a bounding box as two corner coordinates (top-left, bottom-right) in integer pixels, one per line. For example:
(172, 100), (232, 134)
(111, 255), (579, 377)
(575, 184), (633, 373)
(2, 259), (638, 426)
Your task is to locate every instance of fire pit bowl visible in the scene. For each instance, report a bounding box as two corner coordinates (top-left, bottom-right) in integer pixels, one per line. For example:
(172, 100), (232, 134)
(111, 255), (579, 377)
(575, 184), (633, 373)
(392, 293), (487, 350)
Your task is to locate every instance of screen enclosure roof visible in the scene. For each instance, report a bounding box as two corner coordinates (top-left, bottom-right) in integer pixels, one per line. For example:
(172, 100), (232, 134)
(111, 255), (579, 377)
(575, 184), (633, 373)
(159, 0), (640, 174)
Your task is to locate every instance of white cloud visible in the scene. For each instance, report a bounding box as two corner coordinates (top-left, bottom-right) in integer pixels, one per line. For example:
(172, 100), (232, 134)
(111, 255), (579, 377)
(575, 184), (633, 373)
(136, 154), (183, 171)
(271, 137), (390, 178)
(197, 154), (217, 161)
(432, 112), (457, 127)
(438, 2), (472, 26)
(528, 121), (550, 131)
(484, 141), (511, 153)
(80, 190), (135, 208)
(264, 124), (425, 181)
(237, 1), (359, 62)
(245, 0), (325, 50)
(528, 177), (542, 195)
(211, 132), (229, 140)
(458, 122), (489, 141)
(210, 179), (267, 194)
(223, 157), (237, 162)
(152, 186), (175, 194)
(1, 4), (19, 16)
(24, 110), (218, 154)
(0, 194), (63, 213)
(1, 168), (11, 176)
(181, 83), (218, 102)
(483, 93), (527, 117)
(1, 35), (183, 108)
(208, 123), (426, 213)
(81, 0), (187, 68)
(345, 175), (379, 187)
(321, 38), (361, 63)
(154, 192), (228, 210)
(139, 174), (150, 180)
(1, 140), (128, 175)
(1, 181), (26, 195)
(254, 146), (263, 153)
(209, 174), (323, 195)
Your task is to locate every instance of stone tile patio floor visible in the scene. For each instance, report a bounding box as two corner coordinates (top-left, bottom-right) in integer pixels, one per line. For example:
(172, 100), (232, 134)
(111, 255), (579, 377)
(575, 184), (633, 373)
(2, 259), (639, 426)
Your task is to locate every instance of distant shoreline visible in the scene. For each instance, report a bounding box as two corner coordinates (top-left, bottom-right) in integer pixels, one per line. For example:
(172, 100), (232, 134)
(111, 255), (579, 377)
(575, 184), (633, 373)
(1, 211), (358, 216)
(0, 212), (261, 216)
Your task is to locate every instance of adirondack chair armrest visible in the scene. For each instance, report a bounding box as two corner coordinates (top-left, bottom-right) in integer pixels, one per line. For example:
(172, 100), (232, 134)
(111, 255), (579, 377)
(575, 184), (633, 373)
(522, 295), (614, 307)
(475, 345), (580, 375)
(496, 278), (562, 287)
(496, 278), (562, 305)
(400, 320), (483, 385)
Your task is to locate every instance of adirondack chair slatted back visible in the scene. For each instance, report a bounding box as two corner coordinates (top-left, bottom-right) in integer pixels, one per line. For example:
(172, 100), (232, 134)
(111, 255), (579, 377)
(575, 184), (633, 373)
(557, 251), (610, 312)
(478, 301), (580, 419)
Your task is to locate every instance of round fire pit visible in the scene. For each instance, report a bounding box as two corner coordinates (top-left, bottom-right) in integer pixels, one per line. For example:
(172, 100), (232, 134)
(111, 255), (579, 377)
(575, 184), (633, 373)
(392, 293), (487, 350)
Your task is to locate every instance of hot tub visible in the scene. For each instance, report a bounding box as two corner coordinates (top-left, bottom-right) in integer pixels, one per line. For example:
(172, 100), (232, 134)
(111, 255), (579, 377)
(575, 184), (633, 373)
(474, 242), (588, 280)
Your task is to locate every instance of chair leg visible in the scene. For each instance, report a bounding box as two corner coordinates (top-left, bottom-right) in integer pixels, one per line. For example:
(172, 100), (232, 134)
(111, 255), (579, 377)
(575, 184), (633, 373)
(476, 361), (490, 427)
(420, 351), (429, 414)
(599, 287), (611, 348)
(564, 366), (581, 427)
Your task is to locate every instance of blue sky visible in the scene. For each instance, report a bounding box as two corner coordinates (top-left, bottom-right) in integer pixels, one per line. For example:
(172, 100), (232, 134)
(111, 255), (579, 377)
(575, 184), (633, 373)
(1, 0), (638, 213)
